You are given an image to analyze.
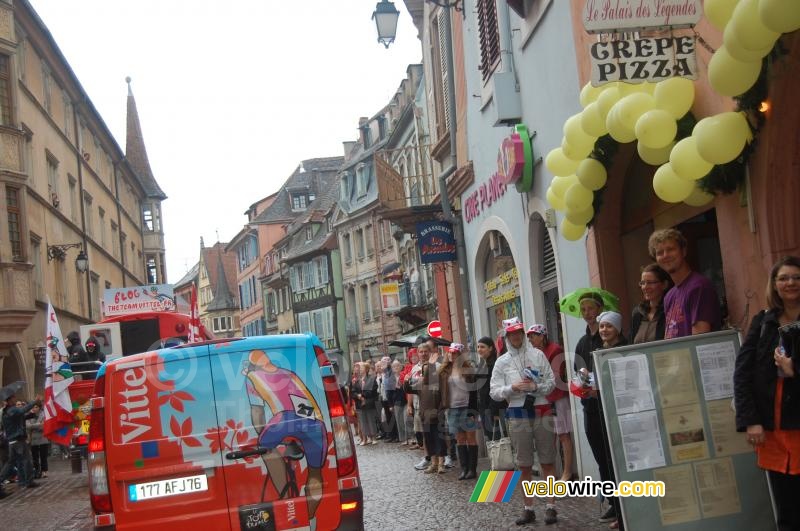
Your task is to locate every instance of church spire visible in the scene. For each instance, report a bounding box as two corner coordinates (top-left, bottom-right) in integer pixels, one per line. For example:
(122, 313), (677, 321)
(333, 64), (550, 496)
(125, 77), (166, 199)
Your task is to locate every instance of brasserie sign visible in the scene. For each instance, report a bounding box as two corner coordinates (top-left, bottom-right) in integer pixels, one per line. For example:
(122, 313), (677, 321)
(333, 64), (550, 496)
(583, 0), (702, 34)
(590, 35), (697, 85)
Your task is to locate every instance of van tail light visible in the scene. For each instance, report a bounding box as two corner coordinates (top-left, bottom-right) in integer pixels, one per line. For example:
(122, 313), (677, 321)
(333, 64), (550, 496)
(88, 374), (112, 514)
(314, 346), (356, 477)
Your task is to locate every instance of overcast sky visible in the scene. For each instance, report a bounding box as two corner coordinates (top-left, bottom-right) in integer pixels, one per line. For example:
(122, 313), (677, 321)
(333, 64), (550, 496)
(29, 0), (422, 282)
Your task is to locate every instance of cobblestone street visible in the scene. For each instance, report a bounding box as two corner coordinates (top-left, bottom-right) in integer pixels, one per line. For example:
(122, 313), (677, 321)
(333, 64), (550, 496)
(0, 442), (616, 530)
(358, 440), (614, 530)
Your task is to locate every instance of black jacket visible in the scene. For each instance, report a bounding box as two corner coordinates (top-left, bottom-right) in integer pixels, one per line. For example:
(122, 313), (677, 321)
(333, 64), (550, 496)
(734, 309), (800, 431)
(629, 301), (666, 343)
(476, 354), (507, 419)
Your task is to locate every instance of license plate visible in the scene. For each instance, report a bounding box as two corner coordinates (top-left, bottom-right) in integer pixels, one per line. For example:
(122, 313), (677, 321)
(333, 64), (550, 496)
(80, 420), (90, 434)
(128, 474), (208, 501)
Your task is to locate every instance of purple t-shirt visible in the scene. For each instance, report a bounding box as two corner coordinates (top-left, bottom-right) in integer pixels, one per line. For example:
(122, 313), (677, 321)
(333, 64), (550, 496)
(663, 271), (721, 339)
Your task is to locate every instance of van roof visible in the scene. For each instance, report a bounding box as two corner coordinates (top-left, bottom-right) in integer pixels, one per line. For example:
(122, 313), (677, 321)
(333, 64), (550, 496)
(98, 333), (325, 377)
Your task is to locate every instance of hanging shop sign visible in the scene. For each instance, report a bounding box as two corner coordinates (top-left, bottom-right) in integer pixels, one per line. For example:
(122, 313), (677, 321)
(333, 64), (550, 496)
(416, 221), (457, 264)
(497, 124), (535, 192)
(103, 284), (176, 316)
(590, 35), (697, 85)
(380, 282), (401, 312)
(582, 0), (702, 34)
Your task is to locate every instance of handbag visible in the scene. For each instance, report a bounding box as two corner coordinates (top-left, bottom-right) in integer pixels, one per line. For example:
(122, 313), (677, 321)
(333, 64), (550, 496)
(486, 419), (515, 471)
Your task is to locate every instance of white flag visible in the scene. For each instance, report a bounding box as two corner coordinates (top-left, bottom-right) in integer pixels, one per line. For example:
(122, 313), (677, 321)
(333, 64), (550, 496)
(43, 298), (75, 445)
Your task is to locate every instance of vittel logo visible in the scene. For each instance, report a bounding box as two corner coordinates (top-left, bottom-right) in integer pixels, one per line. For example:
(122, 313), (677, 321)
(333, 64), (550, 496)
(116, 359), (153, 444)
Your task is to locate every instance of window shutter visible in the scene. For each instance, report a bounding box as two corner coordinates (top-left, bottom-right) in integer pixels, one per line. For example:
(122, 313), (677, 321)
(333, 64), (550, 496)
(542, 230), (556, 279)
(477, 0), (501, 81)
(299, 313), (311, 333)
(437, 10), (451, 131)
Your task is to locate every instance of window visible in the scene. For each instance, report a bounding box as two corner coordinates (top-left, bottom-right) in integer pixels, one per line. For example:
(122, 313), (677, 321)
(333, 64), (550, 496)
(46, 154), (59, 207)
(16, 35), (26, 82)
(63, 92), (73, 140)
(378, 115), (387, 140)
(360, 284), (370, 321)
(339, 175), (349, 201)
(41, 64), (52, 114)
(98, 208), (106, 247)
(111, 222), (119, 258)
(355, 228), (365, 260)
(213, 316), (232, 332)
(146, 255), (158, 284)
(477, 0), (501, 81)
(6, 186), (22, 260)
(121, 232), (127, 265)
(315, 257), (328, 285)
(83, 192), (93, 236)
(342, 233), (352, 264)
(356, 164), (368, 198)
(90, 273), (100, 320)
(152, 203), (161, 231)
(31, 238), (42, 299)
(305, 226), (313, 242)
(371, 281), (380, 320)
(68, 176), (78, 223)
(54, 259), (66, 308)
(291, 194), (307, 211)
(143, 205), (154, 231)
(0, 54), (12, 125)
(365, 224), (374, 257)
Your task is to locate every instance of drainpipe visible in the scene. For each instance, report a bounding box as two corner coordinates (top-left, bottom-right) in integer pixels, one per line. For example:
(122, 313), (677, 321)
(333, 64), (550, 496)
(439, 8), (476, 349)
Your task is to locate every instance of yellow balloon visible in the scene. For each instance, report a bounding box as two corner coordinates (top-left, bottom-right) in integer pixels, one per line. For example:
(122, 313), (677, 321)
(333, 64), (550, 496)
(606, 105), (637, 143)
(640, 82), (657, 95)
(759, 0), (800, 34)
(654, 78), (695, 119)
(545, 148), (580, 177)
(561, 218), (586, 242)
(551, 174), (579, 198)
(693, 111), (752, 164)
(546, 186), (566, 212)
(635, 110), (677, 149)
(596, 86), (622, 118)
(616, 93), (656, 130)
(708, 46), (762, 97)
(565, 204), (595, 225)
(704, 0), (739, 31)
(684, 185), (716, 207)
(729, 0), (780, 51)
(638, 141), (675, 166)
(565, 183), (594, 211)
(564, 114), (597, 153)
(724, 22), (774, 62)
(581, 102), (608, 137)
(653, 163), (694, 203)
(562, 138), (593, 161)
(669, 137), (714, 181)
(580, 82), (603, 107)
(576, 158), (608, 191)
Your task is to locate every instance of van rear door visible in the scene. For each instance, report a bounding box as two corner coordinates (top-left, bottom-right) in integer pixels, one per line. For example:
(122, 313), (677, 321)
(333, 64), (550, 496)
(104, 347), (231, 530)
(207, 336), (342, 531)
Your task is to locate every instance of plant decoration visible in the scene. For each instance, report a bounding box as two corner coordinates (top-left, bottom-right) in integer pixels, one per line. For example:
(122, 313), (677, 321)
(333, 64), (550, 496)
(543, 0), (798, 242)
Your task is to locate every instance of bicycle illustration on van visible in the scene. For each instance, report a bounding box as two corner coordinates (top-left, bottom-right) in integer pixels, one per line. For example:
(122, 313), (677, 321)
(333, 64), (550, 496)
(235, 349), (330, 526)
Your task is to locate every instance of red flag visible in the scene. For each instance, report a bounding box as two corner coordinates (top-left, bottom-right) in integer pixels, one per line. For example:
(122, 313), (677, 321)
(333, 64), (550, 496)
(188, 282), (201, 343)
(43, 298), (75, 446)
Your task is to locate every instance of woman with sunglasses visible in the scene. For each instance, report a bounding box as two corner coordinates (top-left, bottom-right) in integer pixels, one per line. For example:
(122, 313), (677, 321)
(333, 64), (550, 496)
(630, 263), (672, 344)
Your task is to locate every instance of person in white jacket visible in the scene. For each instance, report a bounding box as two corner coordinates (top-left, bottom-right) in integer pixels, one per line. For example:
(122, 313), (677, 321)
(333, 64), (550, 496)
(490, 317), (558, 526)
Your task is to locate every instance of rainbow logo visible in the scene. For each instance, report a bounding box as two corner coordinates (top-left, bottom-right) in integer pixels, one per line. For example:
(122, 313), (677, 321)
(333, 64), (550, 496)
(469, 471), (521, 502)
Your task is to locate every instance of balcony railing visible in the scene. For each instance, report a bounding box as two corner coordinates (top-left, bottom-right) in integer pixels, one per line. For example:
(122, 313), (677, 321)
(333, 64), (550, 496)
(398, 280), (427, 308)
(375, 144), (438, 210)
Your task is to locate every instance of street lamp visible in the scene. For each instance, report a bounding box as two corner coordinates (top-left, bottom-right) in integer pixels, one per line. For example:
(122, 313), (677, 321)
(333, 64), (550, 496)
(372, 0), (400, 48)
(47, 243), (89, 273)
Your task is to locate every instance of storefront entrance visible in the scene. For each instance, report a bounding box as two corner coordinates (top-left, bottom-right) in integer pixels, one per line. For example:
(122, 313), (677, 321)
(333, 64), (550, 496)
(482, 232), (521, 339)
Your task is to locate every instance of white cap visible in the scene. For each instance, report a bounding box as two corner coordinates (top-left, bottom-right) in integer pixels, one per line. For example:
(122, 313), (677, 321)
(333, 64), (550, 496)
(597, 311), (622, 332)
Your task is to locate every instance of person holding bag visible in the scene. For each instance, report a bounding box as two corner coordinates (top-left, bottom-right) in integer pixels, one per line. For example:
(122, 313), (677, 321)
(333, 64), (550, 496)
(490, 317), (557, 526)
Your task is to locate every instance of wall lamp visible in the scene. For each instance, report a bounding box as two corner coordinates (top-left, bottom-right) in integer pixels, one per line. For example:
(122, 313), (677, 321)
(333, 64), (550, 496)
(373, 0), (463, 49)
(47, 243), (89, 273)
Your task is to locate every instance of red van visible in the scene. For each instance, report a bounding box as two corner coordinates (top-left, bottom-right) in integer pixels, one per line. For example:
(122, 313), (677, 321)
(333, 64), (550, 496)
(87, 335), (362, 530)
